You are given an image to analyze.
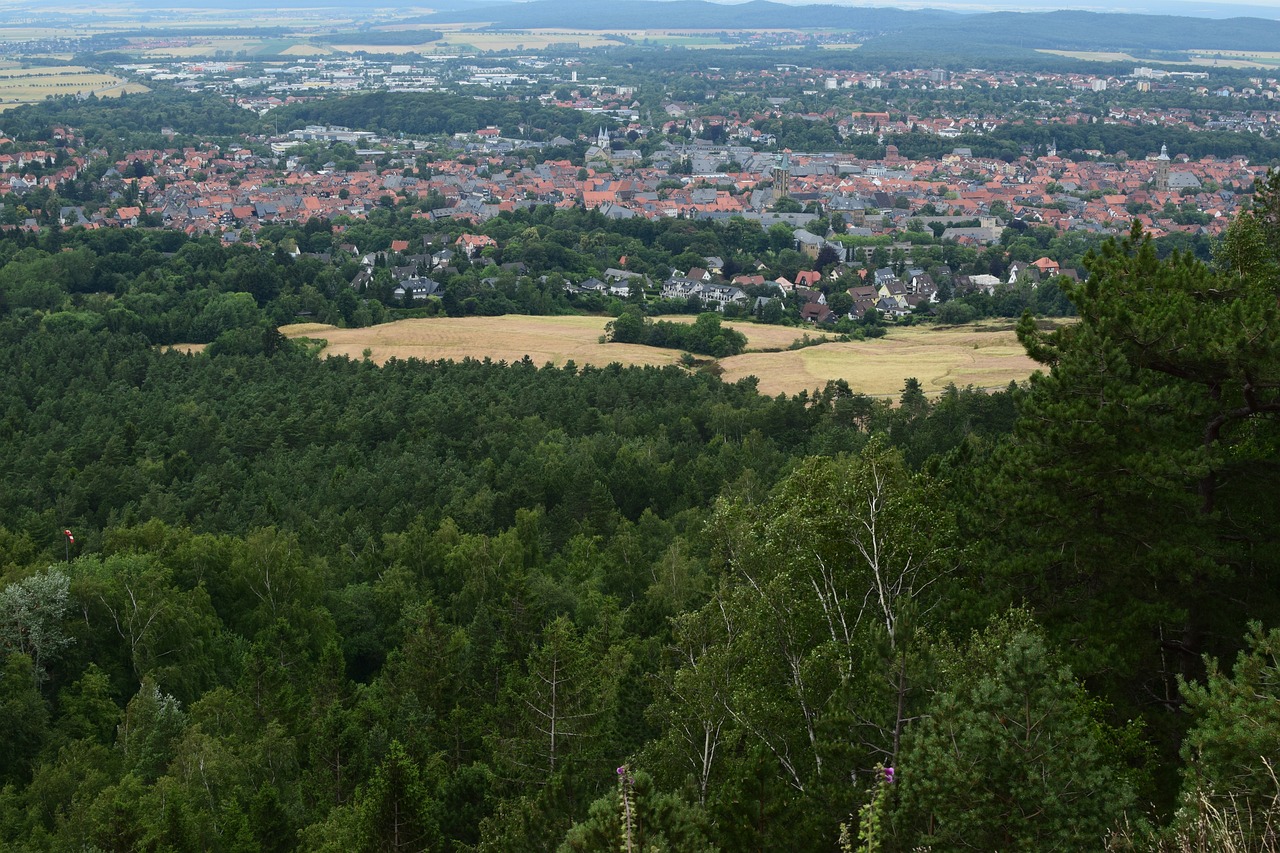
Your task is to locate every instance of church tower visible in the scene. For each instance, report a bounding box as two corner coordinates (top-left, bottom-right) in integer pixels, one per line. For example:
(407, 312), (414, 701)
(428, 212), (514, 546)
(597, 127), (609, 149)
(1155, 143), (1170, 193)
(773, 150), (791, 199)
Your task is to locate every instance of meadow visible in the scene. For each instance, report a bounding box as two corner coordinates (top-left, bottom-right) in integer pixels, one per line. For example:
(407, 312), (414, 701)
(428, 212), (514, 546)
(279, 316), (1041, 397)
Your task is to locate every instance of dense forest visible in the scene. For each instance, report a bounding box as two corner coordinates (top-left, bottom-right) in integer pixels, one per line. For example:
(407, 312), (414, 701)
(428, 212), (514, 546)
(1, 120), (1280, 850)
(263, 93), (597, 144)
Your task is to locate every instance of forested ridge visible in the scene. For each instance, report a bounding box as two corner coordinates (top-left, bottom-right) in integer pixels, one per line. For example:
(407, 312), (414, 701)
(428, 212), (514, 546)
(2, 176), (1280, 849)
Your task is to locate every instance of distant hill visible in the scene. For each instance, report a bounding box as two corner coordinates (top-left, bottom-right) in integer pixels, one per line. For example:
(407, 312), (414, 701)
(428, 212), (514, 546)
(421, 0), (1280, 52)
(422, 0), (943, 32)
(904, 9), (1280, 52)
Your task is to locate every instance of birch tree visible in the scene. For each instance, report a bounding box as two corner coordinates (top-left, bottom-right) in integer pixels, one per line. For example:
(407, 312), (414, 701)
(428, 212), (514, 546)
(647, 441), (954, 847)
(0, 568), (73, 687)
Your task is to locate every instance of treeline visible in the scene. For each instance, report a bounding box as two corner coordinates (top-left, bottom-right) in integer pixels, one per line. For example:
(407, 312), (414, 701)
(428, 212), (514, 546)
(0, 206), (1086, 342)
(834, 120), (1280, 165)
(605, 309), (748, 356)
(0, 201), (1125, 358)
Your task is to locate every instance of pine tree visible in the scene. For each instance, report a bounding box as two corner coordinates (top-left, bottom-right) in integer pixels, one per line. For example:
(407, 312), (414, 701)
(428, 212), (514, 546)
(890, 611), (1137, 851)
(980, 210), (1280, 717)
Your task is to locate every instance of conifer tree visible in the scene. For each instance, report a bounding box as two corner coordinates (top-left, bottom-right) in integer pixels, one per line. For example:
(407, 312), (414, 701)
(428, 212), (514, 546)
(980, 193), (1280, 712)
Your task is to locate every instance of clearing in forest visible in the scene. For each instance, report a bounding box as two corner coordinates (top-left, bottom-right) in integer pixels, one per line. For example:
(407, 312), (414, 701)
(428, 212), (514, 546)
(279, 315), (1041, 398)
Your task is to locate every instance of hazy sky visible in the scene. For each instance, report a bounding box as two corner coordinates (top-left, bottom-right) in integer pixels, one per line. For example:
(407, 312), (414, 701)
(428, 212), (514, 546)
(726, 0), (1280, 19)
(16, 0), (1280, 21)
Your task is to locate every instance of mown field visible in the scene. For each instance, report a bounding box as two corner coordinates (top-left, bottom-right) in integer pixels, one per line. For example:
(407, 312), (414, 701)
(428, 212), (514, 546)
(279, 316), (1041, 397)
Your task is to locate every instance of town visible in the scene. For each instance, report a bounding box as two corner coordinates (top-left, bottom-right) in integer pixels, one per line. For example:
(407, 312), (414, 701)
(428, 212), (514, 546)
(4, 2), (1280, 851)
(3, 55), (1274, 327)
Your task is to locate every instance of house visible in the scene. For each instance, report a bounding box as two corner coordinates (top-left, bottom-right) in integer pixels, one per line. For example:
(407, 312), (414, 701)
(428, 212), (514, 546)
(1031, 257), (1061, 275)
(848, 285), (879, 318)
(801, 303), (835, 324)
(604, 267), (644, 283)
(795, 287), (826, 306)
(792, 228), (828, 257)
(661, 277), (704, 301)
(1008, 263), (1041, 285)
(455, 233), (497, 258)
(698, 283), (749, 311)
(392, 277), (442, 301)
(795, 270), (822, 288)
(908, 272), (939, 302)
(877, 279), (910, 311)
(876, 296), (910, 318)
(873, 267), (898, 287)
(59, 206), (90, 227)
(966, 274), (1003, 295)
(663, 276), (747, 310)
(350, 267), (373, 291)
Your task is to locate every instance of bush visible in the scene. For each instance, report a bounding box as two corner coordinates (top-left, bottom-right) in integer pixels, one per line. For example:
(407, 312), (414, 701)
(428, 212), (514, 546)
(935, 301), (977, 325)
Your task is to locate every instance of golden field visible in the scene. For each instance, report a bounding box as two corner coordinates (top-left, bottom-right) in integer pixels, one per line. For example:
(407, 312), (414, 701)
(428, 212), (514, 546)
(279, 316), (1041, 398)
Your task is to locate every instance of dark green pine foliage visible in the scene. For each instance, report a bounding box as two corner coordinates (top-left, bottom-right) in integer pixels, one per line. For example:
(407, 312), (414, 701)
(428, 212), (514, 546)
(1177, 622), (1280, 837)
(889, 611), (1137, 851)
(560, 769), (716, 852)
(976, 205), (1280, 727)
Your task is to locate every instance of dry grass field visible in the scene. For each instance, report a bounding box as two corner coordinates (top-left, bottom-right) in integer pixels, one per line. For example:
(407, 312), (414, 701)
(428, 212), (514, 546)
(279, 316), (1041, 398)
(719, 325), (1038, 396)
(0, 66), (146, 110)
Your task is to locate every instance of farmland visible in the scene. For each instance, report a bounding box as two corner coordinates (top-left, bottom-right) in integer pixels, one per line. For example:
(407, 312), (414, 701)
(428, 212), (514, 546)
(1039, 48), (1280, 69)
(279, 316), (1041, 397)
(0, 64), (147, 110)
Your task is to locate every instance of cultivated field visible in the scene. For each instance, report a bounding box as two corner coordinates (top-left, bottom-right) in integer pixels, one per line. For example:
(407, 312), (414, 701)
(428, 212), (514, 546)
(409, 28), (627, 52)
(279, 316), (1042, 398)
(1039, 48), (1280, 69)
(98, 25), (827, 57)
(0, 65), (147, 110)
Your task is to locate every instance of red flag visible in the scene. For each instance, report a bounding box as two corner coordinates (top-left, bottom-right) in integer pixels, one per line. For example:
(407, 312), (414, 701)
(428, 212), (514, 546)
(63, 529), (74, 543)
